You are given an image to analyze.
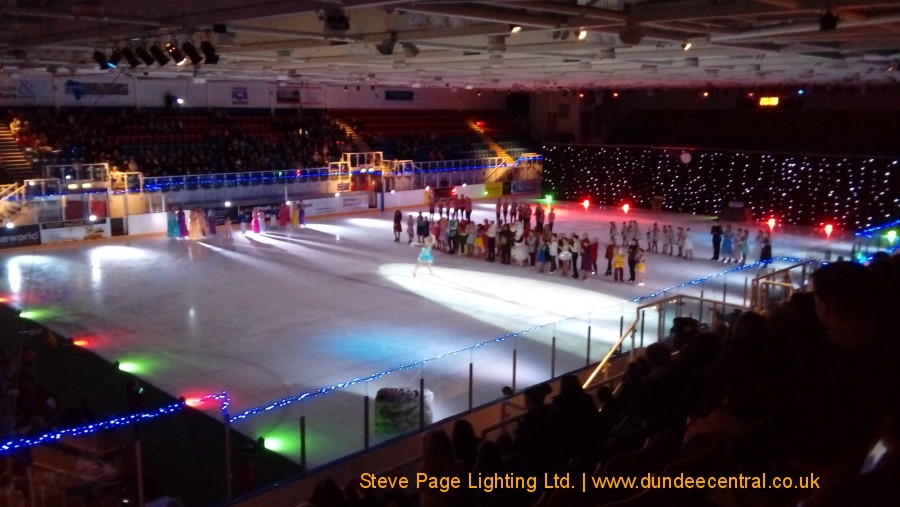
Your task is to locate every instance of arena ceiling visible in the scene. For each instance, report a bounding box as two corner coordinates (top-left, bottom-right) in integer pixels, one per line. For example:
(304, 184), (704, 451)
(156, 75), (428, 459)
(2, 0), (900, 90)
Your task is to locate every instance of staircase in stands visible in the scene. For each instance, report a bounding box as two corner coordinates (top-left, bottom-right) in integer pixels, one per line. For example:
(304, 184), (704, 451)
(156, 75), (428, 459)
(333, 119), (373, 153)
(466, 120), (515, 182)
(0, 124), (35, 183)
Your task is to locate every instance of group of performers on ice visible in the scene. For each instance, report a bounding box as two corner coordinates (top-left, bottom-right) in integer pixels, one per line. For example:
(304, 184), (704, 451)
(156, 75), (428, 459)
(166, 201), (306, 239)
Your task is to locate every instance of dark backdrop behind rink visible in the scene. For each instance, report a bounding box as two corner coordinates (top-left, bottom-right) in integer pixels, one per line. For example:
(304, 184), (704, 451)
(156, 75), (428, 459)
(540, 144), (899, 231)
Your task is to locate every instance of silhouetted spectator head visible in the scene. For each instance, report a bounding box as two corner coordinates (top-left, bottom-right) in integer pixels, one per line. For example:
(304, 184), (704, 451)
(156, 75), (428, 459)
(472, 440), (503, 476)
(309, 478), (346, 507)
(811, 261), (881, 346)
(730, 311), (768, 345)
(596, 385), (614, 405)
(644, 342), (672, 369)
(682, 331), (721, 368)
(421, 428), (454, 468)
(523, 383), (551, 410)
(495, 433), (514, 458)
(558, 374), (584, 396)
(451, 419), (480, 469)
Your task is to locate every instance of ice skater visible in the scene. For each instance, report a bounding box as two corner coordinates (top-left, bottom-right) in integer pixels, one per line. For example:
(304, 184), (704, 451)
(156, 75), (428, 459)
(413, 235), (436, 277)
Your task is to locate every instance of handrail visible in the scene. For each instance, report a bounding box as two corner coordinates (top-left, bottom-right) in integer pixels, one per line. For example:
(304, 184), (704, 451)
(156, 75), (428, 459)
(0, 183), (24, 201)
(749, 261), (811, 311)
(582, 320), (637, 389)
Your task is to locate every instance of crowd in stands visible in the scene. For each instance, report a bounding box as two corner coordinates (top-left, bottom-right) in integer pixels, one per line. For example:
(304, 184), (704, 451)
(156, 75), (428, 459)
(4, 108), (535, 183)
(0, 340), (99, 442)
(363, 132), (481, 161)
(299, 253), (900, 507)
(5, 108), (351, 178)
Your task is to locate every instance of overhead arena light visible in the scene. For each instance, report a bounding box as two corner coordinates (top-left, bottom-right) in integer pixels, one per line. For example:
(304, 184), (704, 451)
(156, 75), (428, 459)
(181, 42), (204, 65)
(200, 41), (219, 64)
(325, 13), (350, 32)
(107, 49), (122, 68)
(165, 41), (188, 65)
(376, 31), (398, 56)
(820, 10), (839, 31)
(619, 24), (645, 45)
(93, 50), (110, 70)
(121, 47), (142, 68)
(149, 44), (170, 66)
(401, 42), (419, 58)
(135, 46), (156, 66)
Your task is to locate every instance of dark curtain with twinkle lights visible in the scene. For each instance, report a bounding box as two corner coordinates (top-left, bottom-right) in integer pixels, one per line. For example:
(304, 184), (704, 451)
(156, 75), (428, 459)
(541, 145), (899, 232)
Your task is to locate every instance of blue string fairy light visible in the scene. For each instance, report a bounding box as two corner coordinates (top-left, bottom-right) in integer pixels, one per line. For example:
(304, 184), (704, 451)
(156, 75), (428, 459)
(854, 218), (900, 238)
(0, 401), (185, 454)
(226, 325), (553, 422)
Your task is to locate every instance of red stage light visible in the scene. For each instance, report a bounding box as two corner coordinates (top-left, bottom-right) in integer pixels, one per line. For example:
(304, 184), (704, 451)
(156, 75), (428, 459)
(73, 339), (89, 347)
(185, 397), (204, 407)
(622, 203), (630, 214)
(767, 218), (776, 231)
(582, 199), (590, 210)
(824, 224), (833, 238)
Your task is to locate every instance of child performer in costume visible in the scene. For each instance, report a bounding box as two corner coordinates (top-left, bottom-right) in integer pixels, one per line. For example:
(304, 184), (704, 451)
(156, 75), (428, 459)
(413, 235), (436, 277)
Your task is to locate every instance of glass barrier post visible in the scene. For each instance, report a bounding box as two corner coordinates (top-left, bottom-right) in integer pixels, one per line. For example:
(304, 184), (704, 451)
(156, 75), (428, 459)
(699, 290), (705, 323)
(550, 323), (557, 379)
(585, 313), (592, 367)
(512, 336), (518, 391)
(468, 360), (474, 411)
(225, 415), (233, 502)
(722, 275), (728, 305)
(363, 397), (369, 451)
(617, 315), (624, 355)
(136, 438), (146, 507)
(640, 310), (646, 348)
(300, 415), (307, 471)
(418, 378), (425, 431)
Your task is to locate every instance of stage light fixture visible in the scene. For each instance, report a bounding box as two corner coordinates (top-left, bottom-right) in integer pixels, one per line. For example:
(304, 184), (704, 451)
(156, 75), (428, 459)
(149, 44), (170, 66)
(165, 41), (187, 65)
(509, 24), (522, 34)
(200, 41), (219, 64)
(577, 29), (587, 40)
(93, 50), (109, 70)
(401, 42), (419, 58)
(682, 41), (692, 51)
(135, 46), (156, 66)
(619, 24), (645, 45)
(820, 10), (838, 31)
(182, 42), (203, 65)
(376, 31), (398, 56)
(325, 13), (350, 32)
(121, 47), (142, 69)
(107, 49), (122, 68)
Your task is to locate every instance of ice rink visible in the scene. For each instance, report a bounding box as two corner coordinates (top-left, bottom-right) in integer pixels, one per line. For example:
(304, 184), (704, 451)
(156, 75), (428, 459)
(0, 199), (853, 466)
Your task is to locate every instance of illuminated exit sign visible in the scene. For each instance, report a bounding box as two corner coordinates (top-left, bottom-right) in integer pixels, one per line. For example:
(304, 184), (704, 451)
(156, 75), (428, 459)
(759, 96), (780, 107)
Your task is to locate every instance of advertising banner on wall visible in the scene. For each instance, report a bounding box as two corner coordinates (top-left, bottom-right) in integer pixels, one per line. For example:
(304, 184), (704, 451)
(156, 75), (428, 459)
(303, 193), (372, 216)
(231, 87), (248, 105)
(64, 80), (129, 101)
(275, 86), (324, 106)
(39, 218), (111, 244)
(0, 224), (42, 250)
